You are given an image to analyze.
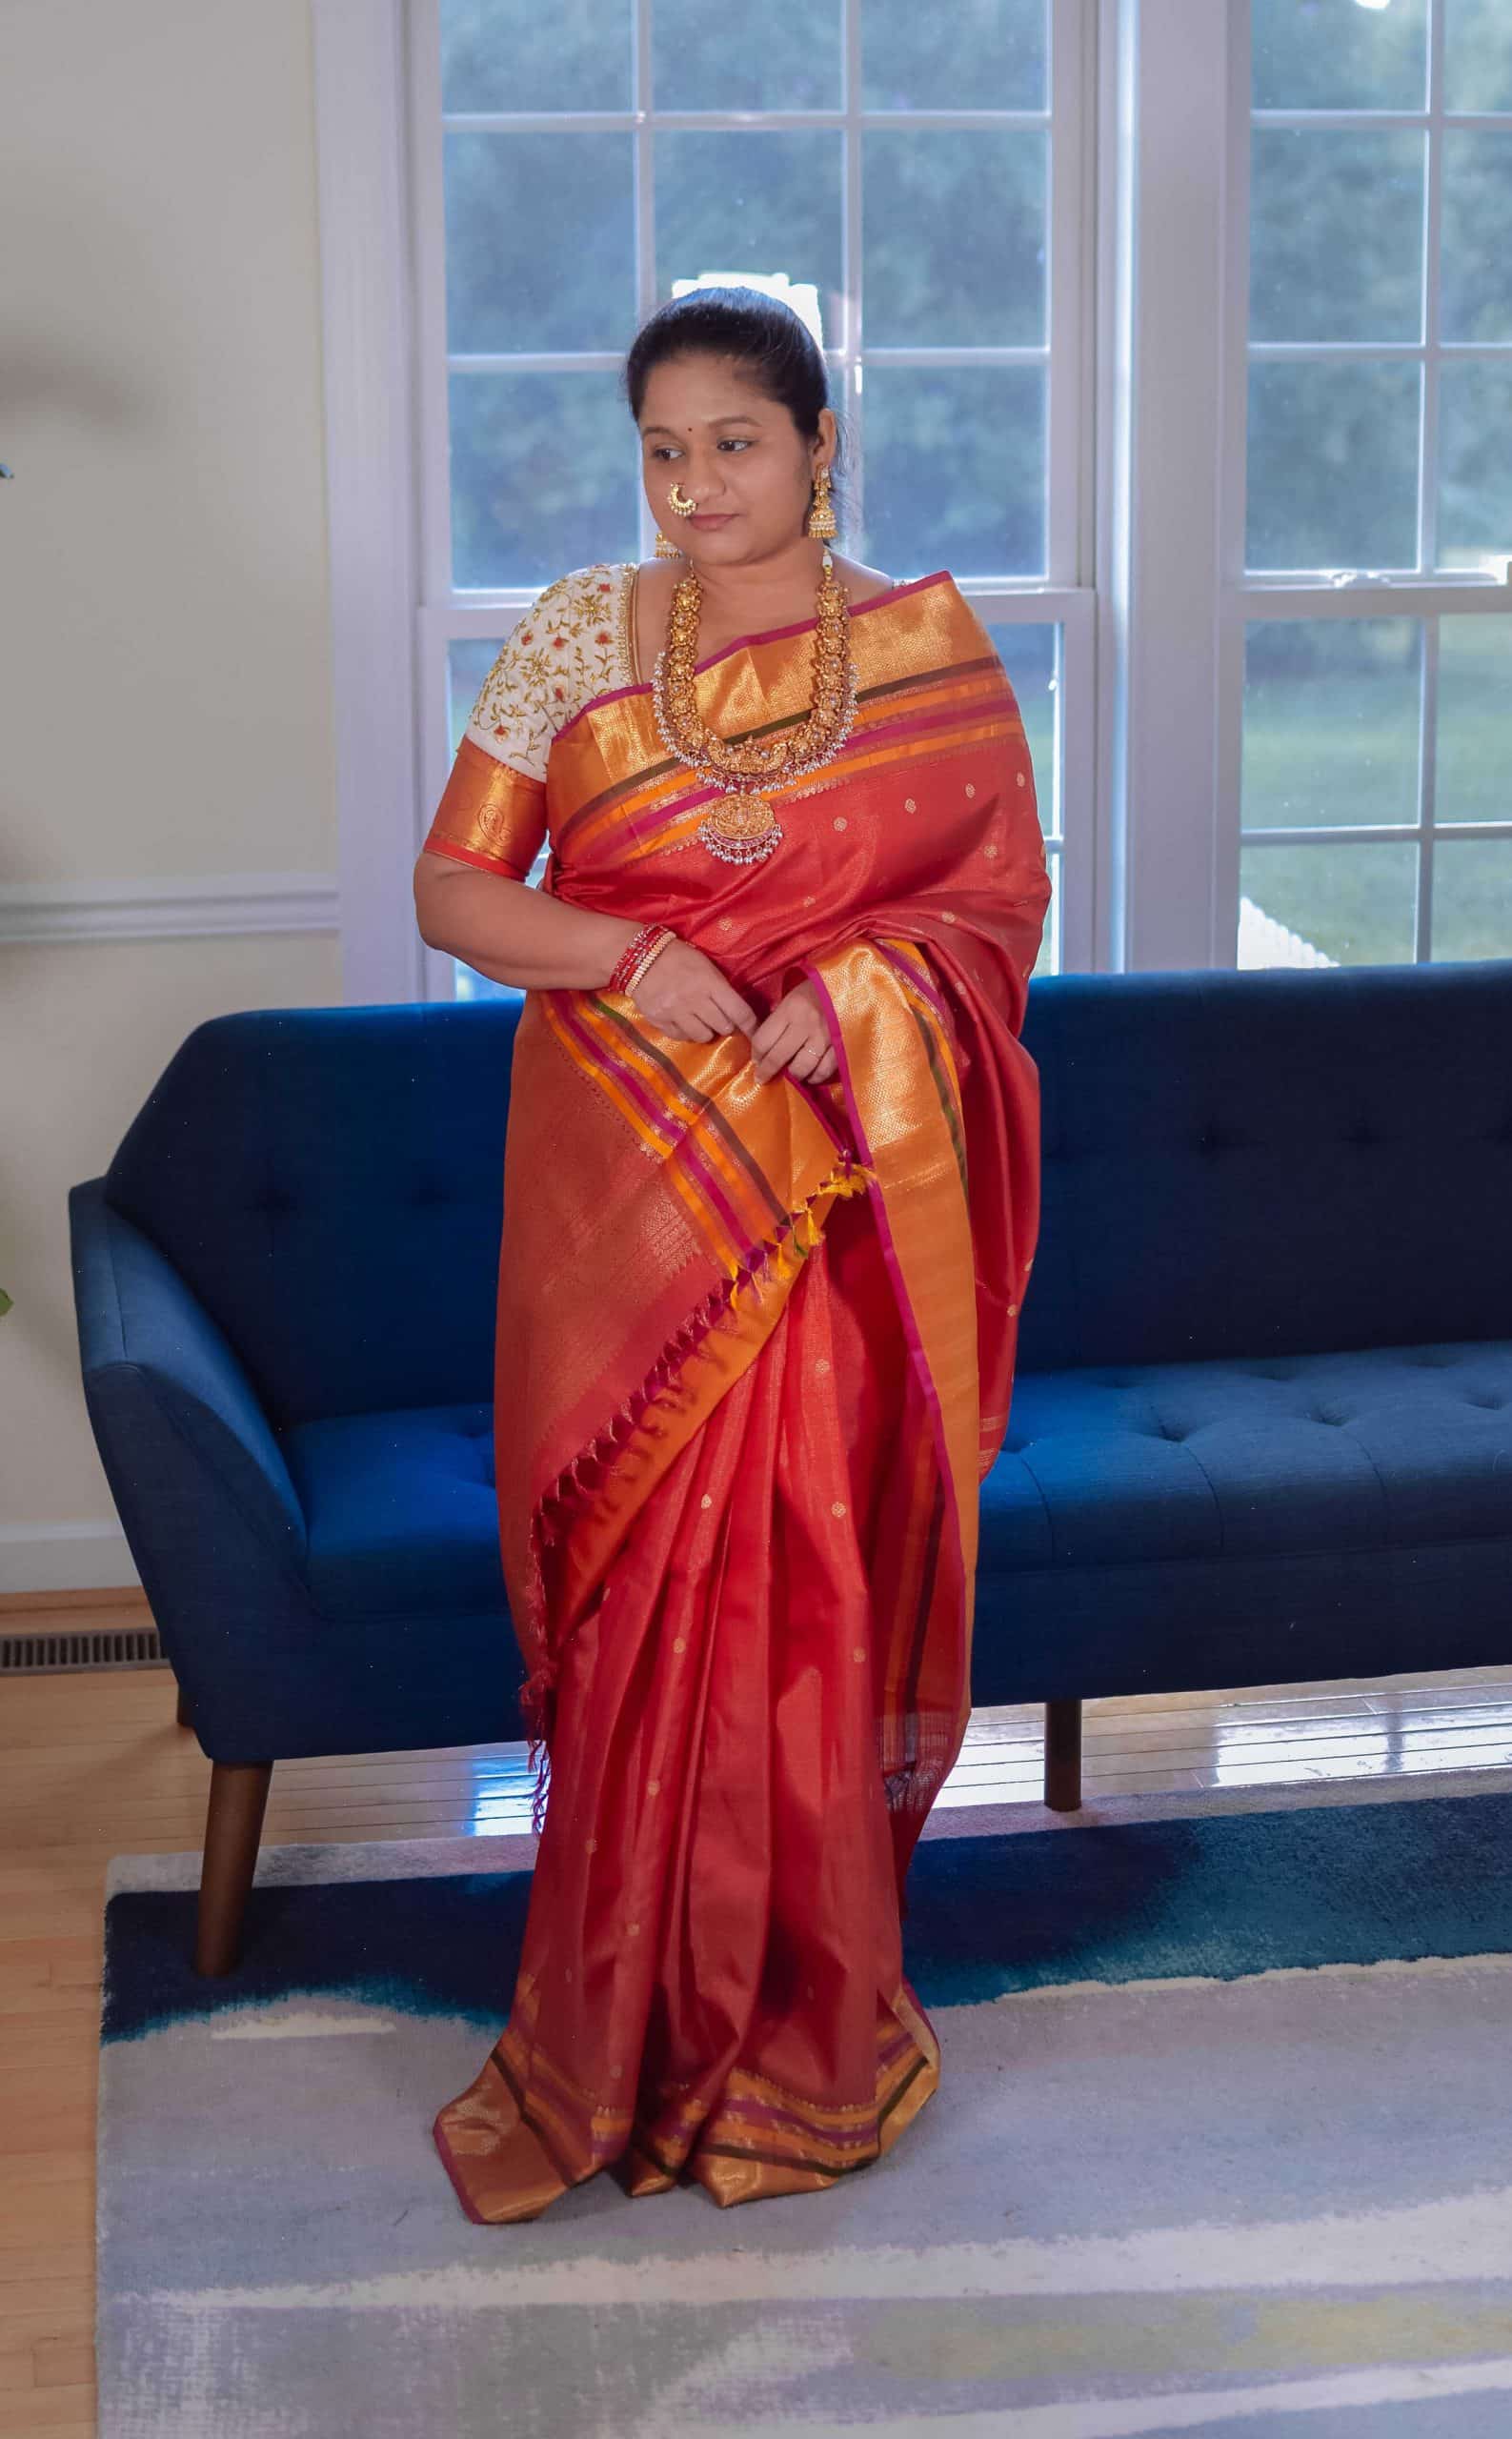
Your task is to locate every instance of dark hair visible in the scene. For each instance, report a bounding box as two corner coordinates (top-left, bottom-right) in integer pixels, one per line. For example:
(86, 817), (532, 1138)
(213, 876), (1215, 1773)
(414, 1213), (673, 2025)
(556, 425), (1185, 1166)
(621, 286), (849, 537)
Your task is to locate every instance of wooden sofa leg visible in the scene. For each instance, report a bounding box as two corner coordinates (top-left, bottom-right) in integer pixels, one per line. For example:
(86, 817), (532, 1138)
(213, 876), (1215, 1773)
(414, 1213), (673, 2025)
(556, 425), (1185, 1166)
(174, 1682), (194, 1729)
(1044, 1700), (1083, 1810)
(194, 1761), (273, 1977)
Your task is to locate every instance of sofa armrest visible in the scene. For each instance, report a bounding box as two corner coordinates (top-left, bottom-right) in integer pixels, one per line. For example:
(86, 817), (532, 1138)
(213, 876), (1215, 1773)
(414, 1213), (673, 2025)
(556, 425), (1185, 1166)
(69, 1179), (307, 1563)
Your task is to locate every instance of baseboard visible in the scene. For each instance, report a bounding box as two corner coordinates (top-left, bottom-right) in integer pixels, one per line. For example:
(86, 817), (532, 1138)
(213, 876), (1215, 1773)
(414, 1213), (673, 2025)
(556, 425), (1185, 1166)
(0, 1522), (143, 1601)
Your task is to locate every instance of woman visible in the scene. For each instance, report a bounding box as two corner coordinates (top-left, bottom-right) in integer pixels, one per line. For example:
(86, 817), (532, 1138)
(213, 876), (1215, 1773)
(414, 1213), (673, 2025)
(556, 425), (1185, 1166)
(413, 288), (1052, 2222)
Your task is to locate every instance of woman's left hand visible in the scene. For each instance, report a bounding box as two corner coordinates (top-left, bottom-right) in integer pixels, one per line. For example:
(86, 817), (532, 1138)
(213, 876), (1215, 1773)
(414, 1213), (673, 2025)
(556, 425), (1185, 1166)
(747, 979), (839, 1086)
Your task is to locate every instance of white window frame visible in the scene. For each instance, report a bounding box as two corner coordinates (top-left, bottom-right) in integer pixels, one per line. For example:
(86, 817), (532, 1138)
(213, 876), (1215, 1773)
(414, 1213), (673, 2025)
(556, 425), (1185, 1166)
(312, 0), (1511, 1002)
(1221, 0), (1512, 969)
(312, 0), (426, 1005)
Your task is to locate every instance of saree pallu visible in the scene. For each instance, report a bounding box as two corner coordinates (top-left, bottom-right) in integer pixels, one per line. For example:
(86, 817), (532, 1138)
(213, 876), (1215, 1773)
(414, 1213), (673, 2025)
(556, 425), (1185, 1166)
(423, 567), (1052, 2213)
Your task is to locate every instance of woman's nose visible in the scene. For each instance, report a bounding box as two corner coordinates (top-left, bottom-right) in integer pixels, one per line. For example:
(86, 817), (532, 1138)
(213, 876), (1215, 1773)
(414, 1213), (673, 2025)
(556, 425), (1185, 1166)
(668, 460), (726, 494)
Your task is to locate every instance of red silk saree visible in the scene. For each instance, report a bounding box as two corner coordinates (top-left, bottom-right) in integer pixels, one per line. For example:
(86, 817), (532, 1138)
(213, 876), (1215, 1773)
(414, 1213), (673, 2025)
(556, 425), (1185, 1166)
(421, 566), (1052, 2216)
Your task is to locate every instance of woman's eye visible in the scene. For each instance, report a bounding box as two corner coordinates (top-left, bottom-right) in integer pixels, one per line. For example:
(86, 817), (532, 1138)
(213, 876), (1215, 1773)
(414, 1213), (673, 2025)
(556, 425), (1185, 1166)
(650, 440), (751, 459)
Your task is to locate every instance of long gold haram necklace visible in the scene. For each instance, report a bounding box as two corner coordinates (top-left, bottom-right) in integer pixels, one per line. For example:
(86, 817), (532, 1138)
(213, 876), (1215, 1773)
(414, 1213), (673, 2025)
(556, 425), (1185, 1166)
(650, 541), (859, 866)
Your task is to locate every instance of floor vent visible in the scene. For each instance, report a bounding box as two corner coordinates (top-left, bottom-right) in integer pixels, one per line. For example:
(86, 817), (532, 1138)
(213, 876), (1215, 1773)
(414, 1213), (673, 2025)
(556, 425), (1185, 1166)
(1, 1626), (166, 1675)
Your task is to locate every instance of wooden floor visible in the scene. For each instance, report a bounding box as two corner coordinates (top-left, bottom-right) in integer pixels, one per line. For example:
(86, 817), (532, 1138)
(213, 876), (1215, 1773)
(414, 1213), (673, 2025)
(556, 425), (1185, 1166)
(3, 1593), (1511, 2433)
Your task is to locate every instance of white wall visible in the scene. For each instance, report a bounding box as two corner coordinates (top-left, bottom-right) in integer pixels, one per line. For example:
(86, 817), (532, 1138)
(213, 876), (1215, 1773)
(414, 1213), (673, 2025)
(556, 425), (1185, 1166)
(0, 1), (343, 1591)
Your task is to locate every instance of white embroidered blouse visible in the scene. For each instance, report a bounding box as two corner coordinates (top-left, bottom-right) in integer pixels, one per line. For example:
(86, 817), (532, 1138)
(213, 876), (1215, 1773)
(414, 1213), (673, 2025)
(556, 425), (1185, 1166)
(462, 561), (641, 786)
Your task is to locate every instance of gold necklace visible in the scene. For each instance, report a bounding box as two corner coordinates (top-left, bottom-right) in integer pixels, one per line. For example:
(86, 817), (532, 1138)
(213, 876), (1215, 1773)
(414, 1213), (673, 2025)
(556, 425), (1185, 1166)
(650, 543), (858, 864)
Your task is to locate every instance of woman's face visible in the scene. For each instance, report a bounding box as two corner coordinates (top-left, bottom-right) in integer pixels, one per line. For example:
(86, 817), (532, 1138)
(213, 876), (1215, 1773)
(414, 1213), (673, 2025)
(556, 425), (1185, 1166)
(636, 353), (835, 570)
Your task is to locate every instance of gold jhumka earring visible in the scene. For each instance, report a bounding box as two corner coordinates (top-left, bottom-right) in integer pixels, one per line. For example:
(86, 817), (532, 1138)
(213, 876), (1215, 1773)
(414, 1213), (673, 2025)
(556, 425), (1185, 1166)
(804, 462), (837, 539)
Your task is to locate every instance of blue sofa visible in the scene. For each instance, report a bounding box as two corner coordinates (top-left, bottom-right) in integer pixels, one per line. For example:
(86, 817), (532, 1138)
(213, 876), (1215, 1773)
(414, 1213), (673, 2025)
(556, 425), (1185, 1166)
(70, 960), (1512, 1971)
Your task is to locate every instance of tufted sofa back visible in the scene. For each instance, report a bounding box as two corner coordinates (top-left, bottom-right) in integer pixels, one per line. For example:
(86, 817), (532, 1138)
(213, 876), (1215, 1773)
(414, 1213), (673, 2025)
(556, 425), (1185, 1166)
(99, 962), (1512, 1427)
(1016, 958), (1512, 1374)
(104, 1000), (526, 1428)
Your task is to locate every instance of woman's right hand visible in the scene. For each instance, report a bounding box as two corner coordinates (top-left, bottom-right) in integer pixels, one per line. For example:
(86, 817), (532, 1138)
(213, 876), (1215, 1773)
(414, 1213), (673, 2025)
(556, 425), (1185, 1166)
(626, 936), (760, 1043)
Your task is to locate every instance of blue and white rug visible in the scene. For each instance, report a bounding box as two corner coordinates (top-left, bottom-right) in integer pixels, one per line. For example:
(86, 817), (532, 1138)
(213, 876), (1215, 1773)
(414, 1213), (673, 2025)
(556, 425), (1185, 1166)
(98, 1766), (1512, 2438)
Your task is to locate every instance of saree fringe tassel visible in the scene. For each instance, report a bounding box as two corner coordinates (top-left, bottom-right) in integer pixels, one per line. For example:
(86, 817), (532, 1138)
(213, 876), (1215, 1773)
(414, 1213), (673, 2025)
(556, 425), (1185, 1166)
(516, 1154), (877, 1836)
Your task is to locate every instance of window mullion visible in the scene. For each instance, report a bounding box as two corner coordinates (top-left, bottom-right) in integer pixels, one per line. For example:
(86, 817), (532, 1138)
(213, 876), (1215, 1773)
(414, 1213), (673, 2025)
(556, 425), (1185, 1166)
(634, 1), (655, 563)
(841, 0), (862, 538)
(1421, 0), (1445, 575)
(1111, 0), (1240, 973)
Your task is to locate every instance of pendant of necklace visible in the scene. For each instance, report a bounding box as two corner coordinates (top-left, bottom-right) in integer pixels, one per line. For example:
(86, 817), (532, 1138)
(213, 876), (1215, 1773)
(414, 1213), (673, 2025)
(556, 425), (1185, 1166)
(650, 543), (858, 865)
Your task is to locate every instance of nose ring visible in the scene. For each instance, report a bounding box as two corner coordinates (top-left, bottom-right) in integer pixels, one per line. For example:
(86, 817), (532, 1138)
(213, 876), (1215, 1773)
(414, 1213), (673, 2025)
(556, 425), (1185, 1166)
(668, 481), (698, 516)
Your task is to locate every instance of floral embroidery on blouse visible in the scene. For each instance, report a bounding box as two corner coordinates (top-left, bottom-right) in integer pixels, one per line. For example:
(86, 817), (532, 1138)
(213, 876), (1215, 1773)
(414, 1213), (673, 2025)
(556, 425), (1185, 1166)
(463, 563), (637, 782)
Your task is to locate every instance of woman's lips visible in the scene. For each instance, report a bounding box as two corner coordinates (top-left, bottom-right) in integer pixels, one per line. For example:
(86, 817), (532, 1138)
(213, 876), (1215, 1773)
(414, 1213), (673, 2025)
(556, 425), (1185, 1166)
(689, 513), (736, 528)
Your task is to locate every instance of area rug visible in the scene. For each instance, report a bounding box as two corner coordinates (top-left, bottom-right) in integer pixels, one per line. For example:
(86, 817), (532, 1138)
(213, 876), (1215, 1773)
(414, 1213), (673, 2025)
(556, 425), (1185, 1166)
(98, 1765), (1512, 2438)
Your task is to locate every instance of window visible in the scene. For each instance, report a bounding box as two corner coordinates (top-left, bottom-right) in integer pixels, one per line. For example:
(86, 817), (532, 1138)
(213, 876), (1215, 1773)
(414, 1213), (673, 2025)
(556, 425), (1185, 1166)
(311, 0), (1511, 999)
(1238, 0), (1512, 968)
(409, 0), (1095, 999)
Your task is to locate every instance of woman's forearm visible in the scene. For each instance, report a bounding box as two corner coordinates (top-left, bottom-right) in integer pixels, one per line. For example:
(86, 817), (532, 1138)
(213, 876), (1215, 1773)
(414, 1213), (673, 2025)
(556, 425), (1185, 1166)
(414, 862), (646, 990)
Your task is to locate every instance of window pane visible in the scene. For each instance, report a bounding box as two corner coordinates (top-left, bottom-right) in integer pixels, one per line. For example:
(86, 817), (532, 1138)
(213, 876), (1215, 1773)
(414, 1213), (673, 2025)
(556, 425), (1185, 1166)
(1444, 0), (1512, 112)
(451, 373), (636, 588)
(653, 0), (840, 110)
(1239, 843), (1419, 968)
(439, 0), (632, 112)
(1250, 130), (1423, 344)
(445, 132), (635, 353)
(1247, 361), (1420, 571)
(1242, 620), (1421, 832)
(1438, 361), (1512, 570)
(1437, 618), (1512, 824)
(1038, 862), (1060, 978)
(452, 962), (517, 1001)
(1432, 840), (1512, 959)
(862, 368), (1044, 579)
(655, 136), (843, 329)
(1252, 0), (1427, 111)
(862, 0), (1046, 112)
(864, 131), (1046, 349)
(981, 622), (1058, 840)
(1441, 133), (1512, 344)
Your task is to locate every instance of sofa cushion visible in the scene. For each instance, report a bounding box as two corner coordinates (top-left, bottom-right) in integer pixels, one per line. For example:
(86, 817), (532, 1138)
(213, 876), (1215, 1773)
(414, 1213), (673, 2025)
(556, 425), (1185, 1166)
(280, 1401), (505, 1623)
(284, 1342), (1512, 1621)
(984, 1338), (1512, 1571)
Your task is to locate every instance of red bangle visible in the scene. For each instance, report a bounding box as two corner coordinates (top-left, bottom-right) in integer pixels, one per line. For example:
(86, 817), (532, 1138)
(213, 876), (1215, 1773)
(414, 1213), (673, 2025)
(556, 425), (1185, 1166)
(608, 922), (674, 994)
(607, 923), (659, 990)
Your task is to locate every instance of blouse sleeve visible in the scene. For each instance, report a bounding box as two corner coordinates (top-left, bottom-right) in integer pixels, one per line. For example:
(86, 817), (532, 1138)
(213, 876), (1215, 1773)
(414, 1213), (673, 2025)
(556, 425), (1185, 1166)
(420, 568), (606, 881)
